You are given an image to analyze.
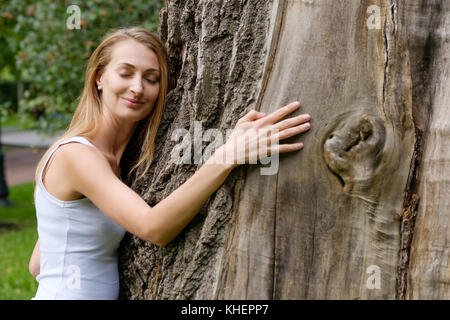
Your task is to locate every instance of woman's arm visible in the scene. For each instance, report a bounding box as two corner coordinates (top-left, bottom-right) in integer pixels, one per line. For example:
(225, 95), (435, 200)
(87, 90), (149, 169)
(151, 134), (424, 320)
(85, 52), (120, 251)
(29, 239), (40, 279)
(63, 102), (310, 247)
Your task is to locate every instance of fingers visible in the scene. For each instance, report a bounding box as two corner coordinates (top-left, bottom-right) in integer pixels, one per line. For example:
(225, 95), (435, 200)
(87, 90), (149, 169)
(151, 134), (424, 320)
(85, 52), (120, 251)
(237, 101), (303, 127)
(278, 122), (311, 140)
(279, 143), (305, 153)
(231, 102), (310, 163)
(271, 143), (304, 155)
(258, 101), (301, 126)
(273, 113), (311, 131)
(255, 123), (309, 157)
(237, 110), (266, 125)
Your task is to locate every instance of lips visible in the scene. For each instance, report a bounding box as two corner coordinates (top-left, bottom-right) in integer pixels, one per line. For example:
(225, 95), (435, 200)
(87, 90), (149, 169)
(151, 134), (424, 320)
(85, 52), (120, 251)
(121, 97), (145, 107)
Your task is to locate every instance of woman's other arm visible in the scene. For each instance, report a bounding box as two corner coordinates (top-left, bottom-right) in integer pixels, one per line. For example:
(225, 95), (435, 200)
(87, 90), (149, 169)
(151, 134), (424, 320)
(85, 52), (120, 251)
(29, 239), (40, 279)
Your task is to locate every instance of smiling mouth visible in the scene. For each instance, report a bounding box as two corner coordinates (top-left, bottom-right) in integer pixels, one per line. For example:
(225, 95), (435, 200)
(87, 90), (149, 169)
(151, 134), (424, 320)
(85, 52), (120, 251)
(121, 97), (145, 106)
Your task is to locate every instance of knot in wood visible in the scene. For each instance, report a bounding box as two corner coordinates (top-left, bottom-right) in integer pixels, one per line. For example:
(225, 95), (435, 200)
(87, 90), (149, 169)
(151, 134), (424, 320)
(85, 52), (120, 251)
(323, 113), (386, 193)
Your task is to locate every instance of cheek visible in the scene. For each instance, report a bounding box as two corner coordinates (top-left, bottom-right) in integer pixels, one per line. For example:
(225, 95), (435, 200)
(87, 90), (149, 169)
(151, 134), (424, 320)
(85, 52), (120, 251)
(144, 87), (160, 113)
(103, 73), (127, 96)
(146, 84), (160, 101)
(109, 77), (129, 95)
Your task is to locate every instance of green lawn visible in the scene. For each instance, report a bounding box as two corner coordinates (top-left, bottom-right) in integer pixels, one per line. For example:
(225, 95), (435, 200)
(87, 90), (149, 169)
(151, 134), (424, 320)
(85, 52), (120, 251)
(0, 182), (39, 300)
(0, 112), (22, 128)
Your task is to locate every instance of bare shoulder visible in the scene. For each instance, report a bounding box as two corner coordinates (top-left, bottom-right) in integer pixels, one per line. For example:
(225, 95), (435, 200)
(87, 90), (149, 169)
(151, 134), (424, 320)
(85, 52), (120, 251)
(57, 142), (113, 181)
(56, 142), (120, 202)
(42, 142), (111, 202)
(57, 142), (107, 166)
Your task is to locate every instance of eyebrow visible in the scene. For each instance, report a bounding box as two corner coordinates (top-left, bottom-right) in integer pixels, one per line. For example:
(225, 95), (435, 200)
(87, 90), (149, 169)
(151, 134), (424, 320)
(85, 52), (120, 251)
(117, 62), (160, 73)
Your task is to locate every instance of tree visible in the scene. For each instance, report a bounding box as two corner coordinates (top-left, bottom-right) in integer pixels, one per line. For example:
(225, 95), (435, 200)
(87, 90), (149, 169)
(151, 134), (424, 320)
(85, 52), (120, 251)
(117, 0), (449, 299)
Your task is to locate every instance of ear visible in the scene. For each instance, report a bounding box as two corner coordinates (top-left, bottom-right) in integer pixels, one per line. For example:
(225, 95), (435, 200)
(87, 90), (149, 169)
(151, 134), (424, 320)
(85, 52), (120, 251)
(95, 70), (103, 87)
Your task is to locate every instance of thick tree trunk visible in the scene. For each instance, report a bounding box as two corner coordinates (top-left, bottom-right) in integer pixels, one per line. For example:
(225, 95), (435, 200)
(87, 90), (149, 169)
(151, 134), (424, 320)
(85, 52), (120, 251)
(118, 0), (449, 299)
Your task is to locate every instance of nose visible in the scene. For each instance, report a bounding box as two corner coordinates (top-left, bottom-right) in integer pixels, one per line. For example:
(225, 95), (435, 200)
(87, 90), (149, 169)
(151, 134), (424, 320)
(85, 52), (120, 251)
(130, 77), (144, 95)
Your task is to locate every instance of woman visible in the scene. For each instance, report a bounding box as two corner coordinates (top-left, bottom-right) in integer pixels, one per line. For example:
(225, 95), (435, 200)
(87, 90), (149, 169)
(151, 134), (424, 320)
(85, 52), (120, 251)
(28, 27), (311, 299)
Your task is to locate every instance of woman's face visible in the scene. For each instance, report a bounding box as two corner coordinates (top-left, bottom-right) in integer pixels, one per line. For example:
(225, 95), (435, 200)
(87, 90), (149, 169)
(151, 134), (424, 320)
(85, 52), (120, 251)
(97, 39), (160, 124)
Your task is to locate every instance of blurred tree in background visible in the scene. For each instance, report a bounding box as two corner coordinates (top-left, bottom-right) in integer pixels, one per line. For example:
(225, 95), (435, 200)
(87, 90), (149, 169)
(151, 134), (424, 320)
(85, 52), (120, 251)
(0, 0), (165, 135)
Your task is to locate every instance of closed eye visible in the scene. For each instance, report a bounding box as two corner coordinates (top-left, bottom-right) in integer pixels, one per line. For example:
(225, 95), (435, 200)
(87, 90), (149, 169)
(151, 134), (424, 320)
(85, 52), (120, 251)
(120, 74), (158, 84)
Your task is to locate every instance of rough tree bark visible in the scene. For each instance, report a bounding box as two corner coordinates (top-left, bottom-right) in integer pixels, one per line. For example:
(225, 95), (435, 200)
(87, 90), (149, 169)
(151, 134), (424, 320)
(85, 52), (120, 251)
(118, 0), (449, 299)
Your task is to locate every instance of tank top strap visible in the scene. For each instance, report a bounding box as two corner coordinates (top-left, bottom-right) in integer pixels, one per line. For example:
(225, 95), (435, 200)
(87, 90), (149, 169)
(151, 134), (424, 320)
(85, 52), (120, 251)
(39, 136), (98, 186)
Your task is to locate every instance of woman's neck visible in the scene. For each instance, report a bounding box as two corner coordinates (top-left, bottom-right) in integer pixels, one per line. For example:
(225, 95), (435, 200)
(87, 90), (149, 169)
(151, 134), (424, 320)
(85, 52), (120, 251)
(85, 115), (137, 166)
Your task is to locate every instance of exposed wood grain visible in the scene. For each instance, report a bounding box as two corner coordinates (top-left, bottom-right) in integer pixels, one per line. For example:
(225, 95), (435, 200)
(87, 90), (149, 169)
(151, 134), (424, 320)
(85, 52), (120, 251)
(217, 0), (415, 299)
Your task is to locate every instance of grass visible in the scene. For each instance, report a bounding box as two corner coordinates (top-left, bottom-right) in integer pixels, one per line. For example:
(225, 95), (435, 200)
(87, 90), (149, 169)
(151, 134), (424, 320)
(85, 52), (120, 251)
(0, 112), (22, 128)
(0, 182), (39, 300)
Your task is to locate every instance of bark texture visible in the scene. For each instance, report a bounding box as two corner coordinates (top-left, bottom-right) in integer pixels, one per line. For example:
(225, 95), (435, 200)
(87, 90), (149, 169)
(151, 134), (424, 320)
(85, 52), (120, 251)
(118, 0), (449, 299)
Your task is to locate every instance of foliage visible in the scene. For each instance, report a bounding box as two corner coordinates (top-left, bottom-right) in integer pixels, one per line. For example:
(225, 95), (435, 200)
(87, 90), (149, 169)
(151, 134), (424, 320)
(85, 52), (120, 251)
(0, 0), (165, 135)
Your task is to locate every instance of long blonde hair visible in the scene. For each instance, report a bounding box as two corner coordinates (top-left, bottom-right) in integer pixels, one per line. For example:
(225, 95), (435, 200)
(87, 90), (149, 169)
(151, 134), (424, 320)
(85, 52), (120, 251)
(34, 27), (168, 200)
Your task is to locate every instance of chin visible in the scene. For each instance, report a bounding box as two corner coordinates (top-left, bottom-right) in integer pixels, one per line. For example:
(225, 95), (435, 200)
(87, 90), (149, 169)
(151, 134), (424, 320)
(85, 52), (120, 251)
(128, 109), (153, 122)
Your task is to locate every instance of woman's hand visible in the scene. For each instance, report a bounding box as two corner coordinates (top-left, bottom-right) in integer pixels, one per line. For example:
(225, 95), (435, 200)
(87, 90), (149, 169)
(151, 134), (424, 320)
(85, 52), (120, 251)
(210, 101), (311, 168)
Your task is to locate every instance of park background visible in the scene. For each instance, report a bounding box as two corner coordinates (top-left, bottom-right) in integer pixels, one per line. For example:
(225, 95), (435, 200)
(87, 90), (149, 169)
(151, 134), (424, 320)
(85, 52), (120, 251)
(2, 0), (447, 301)
(0, 0), (164, 299)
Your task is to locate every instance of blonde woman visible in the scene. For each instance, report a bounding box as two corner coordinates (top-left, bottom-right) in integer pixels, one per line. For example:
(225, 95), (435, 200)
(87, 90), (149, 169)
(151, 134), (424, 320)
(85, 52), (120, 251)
(28, 27), (311, 299)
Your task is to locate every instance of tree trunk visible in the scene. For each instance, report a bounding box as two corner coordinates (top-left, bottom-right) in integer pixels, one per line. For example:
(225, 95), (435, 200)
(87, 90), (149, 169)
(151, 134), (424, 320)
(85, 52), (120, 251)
(118, 0), (449, 299)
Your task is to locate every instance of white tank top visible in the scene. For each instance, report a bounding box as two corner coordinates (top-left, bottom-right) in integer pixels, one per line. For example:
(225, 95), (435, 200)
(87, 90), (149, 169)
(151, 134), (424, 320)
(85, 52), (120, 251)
(32, 136), (126, 300)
